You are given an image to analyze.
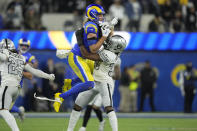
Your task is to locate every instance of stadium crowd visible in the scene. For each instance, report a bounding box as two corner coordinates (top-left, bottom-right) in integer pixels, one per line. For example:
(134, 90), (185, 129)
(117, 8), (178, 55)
(0, 0), (196, 32)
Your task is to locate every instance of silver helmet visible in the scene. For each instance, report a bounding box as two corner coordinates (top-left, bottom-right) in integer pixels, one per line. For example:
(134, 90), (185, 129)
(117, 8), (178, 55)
(0, 38), (15, 50)
(105, 35), (127, 54)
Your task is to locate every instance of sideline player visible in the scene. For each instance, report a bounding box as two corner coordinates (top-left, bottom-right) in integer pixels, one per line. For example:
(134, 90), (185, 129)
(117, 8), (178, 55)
(66, 35), (126, 131)
(53, 4), (113, 112)
(0, 39), (55, 131)
(10, 38), (35, 121)
(79, 58), (121, 131)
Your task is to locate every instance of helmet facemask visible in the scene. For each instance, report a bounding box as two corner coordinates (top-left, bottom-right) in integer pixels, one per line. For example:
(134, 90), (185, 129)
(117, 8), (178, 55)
(107, 35), (127, 55)
(1, 39), (16, 52)
(19, 44), (30, 54)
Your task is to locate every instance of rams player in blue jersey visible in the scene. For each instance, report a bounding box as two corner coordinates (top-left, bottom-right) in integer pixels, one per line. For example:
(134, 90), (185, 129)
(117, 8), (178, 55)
(10, 38), (36, 121)
(53, 4), (113, 112)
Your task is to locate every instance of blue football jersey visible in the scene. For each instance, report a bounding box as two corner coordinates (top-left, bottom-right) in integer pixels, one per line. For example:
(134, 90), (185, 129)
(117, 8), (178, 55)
(71, 21), (100, 57)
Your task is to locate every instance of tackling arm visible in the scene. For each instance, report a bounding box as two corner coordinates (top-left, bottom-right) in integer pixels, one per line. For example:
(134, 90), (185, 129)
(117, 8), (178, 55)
(80, 45), (101, 61)
(89, 35), (107, 53)
(112, 64), (121, 80)
(24, 64), (55, 80)
(23, 72), (33, 80)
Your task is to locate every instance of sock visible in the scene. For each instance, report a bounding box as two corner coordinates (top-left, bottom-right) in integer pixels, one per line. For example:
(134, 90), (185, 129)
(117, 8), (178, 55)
(67, 109), (81, 131)
(60, 81), (94, 99)
(0, 110), (19, 131)
(82, 105), (93, 127)
(10, 106), (20, 113)
(107, 111), (118, 131)
(93, 108), (103, 122)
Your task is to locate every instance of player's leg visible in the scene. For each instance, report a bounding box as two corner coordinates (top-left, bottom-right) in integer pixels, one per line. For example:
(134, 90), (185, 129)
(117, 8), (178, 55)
(99, 82), (118, 131)
(53, 53), (94, 112)
(67, 89), (98, 131)
(0, 86), (20, 131)
(92, 95), (105, 131)
(60, 53), (94, 98)
(10, 105), (25, 121)
(79, 105), (93, 131)
(79, 94), (102, 131)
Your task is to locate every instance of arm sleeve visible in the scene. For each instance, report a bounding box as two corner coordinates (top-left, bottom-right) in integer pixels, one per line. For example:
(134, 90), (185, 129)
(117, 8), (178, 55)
(24, 64), (50, 79)
(0, 50), (8, 61)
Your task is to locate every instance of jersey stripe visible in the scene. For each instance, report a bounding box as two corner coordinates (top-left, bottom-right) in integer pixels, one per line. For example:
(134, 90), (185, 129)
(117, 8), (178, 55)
(1, 86), (8, 109)
(0, 71), (1, 86)
(107, 83), (112, 106)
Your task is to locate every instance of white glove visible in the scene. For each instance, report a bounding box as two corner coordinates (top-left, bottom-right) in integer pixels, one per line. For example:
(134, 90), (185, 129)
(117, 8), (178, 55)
(101, 24), (111, 37)
(56, 49), (70, 59)
(48, 74), (55, 81)
(98, 49), (117, 64)
(110, 17), (118, 26)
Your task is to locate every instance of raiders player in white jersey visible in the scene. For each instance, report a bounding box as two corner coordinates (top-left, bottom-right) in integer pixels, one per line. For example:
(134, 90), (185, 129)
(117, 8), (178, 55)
(0, 39), (55, 131)
(79, 58), (121, 131)
(66, 35), (126, 131)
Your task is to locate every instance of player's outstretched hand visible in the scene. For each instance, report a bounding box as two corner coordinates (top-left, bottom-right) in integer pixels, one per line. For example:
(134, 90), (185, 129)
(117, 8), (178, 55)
(48, 74), (55, 81)
(101, 24), (111, 37)
(110, 17), (118, 26)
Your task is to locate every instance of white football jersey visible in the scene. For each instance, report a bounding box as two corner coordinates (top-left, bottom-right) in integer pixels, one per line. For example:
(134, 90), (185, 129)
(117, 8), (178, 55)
(0, 49), (26, 87)
(93, 57), (121, 85)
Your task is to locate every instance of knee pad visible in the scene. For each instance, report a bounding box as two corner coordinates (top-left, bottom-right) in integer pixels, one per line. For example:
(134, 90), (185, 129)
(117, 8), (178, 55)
(105, 106), (114, 114)
(74, 104), (82, 111)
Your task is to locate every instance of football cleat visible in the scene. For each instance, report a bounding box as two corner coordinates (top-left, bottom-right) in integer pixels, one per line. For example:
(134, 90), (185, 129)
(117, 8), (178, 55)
(79, 127), (86, 131)
(18, 106), (25, 122)
(53, 93), (64, 112)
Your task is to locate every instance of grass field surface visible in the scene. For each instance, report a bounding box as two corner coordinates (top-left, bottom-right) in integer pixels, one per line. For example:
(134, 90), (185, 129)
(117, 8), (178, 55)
(1, 117), (197, 131)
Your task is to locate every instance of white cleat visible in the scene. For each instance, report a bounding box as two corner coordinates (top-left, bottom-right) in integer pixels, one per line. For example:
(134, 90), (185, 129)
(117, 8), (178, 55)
(79, 127), (86, 131)
(99, 120), (105, 131)
(18, 106), (25, 122)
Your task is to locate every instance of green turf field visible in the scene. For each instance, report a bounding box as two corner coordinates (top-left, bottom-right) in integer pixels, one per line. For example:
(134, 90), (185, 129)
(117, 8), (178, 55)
(1, 117), (197, 131)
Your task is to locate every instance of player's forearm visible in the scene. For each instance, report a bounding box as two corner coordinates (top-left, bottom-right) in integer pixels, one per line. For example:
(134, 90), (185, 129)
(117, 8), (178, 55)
(80, 46), (101, 61)
(24, 64), (50, 79)
(23, 72), (33, 80)
(90, 37), (107, 53)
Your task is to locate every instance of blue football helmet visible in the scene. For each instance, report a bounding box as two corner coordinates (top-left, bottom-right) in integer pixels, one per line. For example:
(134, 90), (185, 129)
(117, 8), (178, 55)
(86, 4), (105, 24)
(18, 38), (31, 53)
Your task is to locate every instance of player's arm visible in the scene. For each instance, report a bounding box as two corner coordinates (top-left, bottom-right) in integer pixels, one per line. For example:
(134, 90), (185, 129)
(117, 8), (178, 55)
(80, 45), (101, 61)
(88, 24), (111, 53)
(24, 64), (55, 80)
(75, 27), (101, 61)
(112, 64), (121, 80)
(89, 33), (108, 53)
(23, 72), (33, 80)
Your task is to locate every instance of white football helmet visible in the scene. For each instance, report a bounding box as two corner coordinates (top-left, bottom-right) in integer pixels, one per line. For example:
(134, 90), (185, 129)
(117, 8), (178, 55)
(0, 38), (15, 50)
(105, 35), (127, 54)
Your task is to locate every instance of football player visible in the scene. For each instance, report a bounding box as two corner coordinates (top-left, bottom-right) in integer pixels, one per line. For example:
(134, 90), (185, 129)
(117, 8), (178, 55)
(53, 4), (114, 112)
(66, 35), (126, 131)
(79, 58), (121, 131)
(0, 39), (55, 131)
(10, 38), (36, 121)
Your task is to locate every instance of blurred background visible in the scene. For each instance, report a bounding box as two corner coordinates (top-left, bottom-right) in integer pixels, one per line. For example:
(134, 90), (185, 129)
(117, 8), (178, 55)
(0, 0), (197, 113)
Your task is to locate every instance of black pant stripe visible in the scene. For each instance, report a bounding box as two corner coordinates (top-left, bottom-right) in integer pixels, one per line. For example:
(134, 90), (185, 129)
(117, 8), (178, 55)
(0, 71), (1, 85)
(2, 86), (8, 109)
(107, 83), (112, 106)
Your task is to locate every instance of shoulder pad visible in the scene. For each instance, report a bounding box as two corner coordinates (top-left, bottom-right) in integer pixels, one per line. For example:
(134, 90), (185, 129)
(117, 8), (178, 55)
(84, 21), (98, 34)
